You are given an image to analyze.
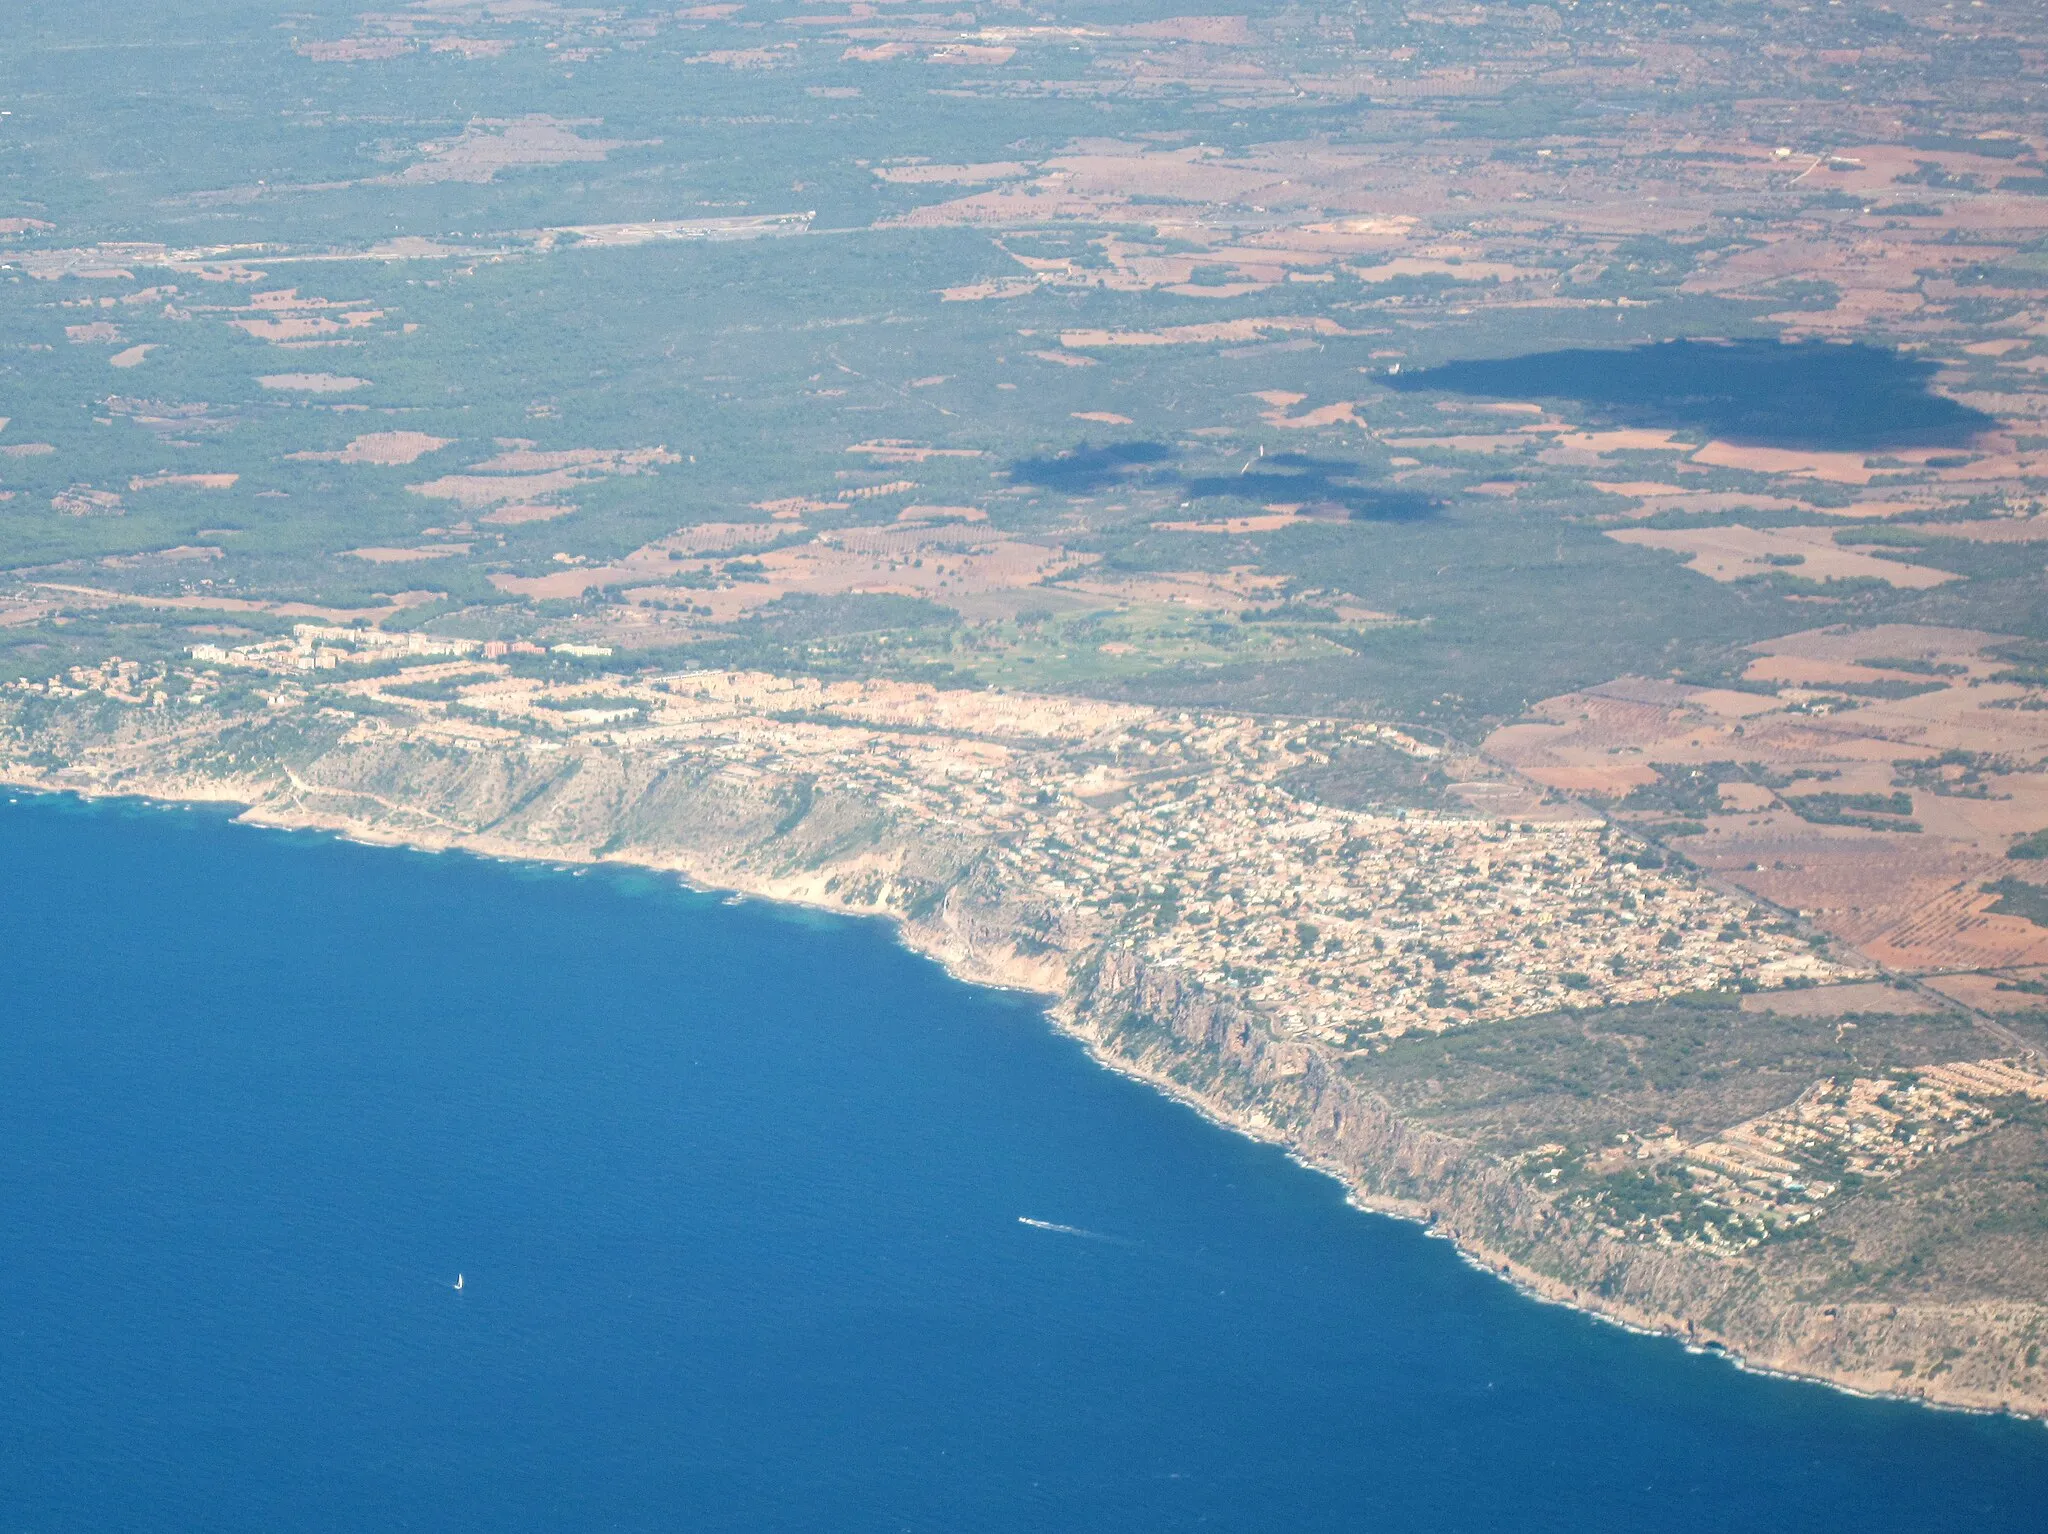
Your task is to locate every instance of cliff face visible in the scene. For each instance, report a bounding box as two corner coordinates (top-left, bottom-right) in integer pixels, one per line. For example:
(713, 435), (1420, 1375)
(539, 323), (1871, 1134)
(1060, 950), (2048, 1417)
(7, 697), (2046, 1420)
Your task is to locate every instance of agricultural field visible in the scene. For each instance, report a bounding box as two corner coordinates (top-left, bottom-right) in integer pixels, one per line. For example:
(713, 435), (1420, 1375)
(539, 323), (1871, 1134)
(5, 0), (2047, 955)
(0, 0), (2041, 711)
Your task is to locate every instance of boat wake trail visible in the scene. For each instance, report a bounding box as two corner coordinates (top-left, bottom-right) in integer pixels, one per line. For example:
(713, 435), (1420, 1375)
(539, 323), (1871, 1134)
(1018, 1216), (1110, 1241)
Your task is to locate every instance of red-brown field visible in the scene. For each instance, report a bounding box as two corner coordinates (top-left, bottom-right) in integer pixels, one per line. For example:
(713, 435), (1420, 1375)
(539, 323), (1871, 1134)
(1488, 625), (2048, 981)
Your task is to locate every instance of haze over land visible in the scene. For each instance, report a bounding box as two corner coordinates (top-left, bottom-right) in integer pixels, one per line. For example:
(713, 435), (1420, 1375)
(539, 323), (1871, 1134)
(6, 0), (2048, 1418)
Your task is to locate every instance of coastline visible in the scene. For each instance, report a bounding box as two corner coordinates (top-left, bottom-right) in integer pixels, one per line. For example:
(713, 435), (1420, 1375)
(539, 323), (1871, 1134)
(6, 769), (2043, 1426)
(1030, 994), (2046, 1429)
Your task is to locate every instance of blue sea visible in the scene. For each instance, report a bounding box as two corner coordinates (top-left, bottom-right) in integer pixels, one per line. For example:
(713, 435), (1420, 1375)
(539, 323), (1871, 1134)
(3, 793), (2046, 1532)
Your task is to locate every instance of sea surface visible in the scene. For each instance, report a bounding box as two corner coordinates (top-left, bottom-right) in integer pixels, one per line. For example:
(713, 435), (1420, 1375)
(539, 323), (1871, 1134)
(3, 793), (2047, 1533)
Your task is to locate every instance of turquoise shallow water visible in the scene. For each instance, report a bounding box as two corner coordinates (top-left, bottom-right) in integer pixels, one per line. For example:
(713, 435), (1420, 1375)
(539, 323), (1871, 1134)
(3, 792), (2046, 1532)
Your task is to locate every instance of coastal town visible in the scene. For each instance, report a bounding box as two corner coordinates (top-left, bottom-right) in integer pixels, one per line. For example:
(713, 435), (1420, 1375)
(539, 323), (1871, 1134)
(13, 626), (1843, 1045)
(39, 631), (2048, 1283)
(1530, 1053), (2048, 1258)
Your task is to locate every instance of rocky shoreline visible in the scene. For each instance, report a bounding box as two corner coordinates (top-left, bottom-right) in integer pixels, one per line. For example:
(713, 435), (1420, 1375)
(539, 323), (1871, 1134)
(5, 702), (2045, 1423)
(1056, 953), (2048, 1424)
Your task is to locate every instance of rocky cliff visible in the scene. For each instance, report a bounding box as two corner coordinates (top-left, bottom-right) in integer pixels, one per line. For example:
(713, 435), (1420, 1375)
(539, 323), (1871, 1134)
(7, 694), (2045, 1420)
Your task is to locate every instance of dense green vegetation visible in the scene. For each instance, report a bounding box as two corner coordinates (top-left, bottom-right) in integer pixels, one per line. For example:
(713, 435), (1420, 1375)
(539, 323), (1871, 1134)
(1985, 878), (2048, 928)
(1, 0), (2042, 751)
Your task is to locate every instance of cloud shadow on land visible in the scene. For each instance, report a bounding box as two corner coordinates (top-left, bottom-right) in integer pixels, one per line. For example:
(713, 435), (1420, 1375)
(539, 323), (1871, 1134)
(1385, 338), (1997, 450)
(1181, 452), (1438, 522)
(1007, 440), (1176, 493)
(1006, 444), (1436, 521)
